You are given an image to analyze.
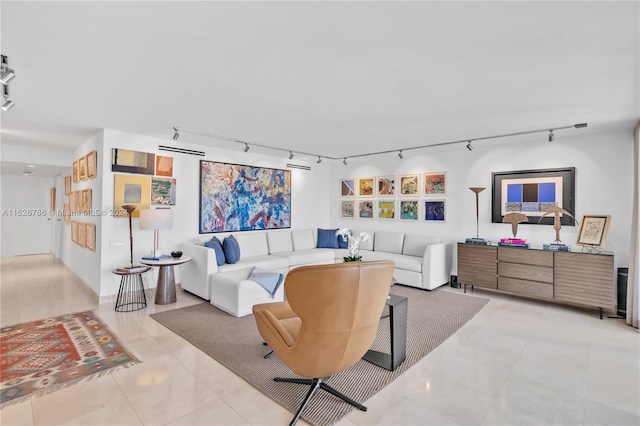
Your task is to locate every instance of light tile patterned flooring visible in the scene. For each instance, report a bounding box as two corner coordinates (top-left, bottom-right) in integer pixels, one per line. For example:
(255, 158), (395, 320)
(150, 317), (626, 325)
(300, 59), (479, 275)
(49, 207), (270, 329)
(0, 254), (638, 425)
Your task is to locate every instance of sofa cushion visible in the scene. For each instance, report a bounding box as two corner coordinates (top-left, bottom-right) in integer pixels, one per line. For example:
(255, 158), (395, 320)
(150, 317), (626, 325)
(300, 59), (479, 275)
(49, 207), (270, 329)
(234, 232), (269, 258)
(204, 236), (225, 266)
(267, 231), (293, 254)
(374, 231), (404, 254)
(275, 249), (335, 267)
(223, 235), (241, 264)
(361, 251), (422, 272)
(402, 234), (440, 257)
(218, 254), (290, 273)
(350, 229), (374, 251)
(317, 228), (339, 248)
(292, 229), (315, 251)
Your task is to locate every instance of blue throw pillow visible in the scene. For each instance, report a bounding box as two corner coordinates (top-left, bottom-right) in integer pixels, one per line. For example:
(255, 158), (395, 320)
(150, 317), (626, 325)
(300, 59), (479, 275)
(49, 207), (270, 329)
(204, 236), (226, 266)
(338, 233), (349, 249)
(223, 235), (241, 264)
(317, 228), (339, 249)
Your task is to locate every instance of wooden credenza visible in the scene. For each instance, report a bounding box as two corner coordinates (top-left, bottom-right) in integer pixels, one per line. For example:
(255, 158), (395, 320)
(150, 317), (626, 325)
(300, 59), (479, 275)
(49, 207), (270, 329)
(457, 243), (614, 318)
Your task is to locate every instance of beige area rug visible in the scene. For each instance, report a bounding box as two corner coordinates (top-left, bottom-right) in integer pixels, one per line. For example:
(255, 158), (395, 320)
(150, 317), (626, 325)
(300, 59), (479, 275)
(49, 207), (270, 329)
(151, 285), (488, 426)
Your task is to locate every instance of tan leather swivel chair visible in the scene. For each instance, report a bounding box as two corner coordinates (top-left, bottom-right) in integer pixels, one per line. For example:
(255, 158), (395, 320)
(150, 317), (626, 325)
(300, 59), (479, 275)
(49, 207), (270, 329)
(253, 260), (395, 426)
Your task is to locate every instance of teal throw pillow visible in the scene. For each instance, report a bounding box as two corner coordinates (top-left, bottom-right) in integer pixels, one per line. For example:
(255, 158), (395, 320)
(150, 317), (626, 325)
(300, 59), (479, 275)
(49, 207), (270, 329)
(204, 236), (226, 266)
(223, 235), (241, 264)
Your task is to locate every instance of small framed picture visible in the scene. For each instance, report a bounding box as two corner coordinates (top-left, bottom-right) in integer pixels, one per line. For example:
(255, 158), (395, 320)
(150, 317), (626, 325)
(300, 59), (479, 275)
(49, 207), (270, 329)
(75, 191), (82, 213)
(79, 155), (88, 181)
(64, 175), (71, 196)
(82, 189), (92, 213)
(399, 174), (420, 196)
(72, 160), (79, 183)
(358, 177), (375, 197)
(341, 178), (356, 197)
(71, 221), (78, 243)
(377, 176), (396, 196)
(63, 203), (70, 224)
(424, 172), (446, 195)
(70, 191), (76, 213)
(377, 200), (396, 220)
(399, 200), (420, 221)
(576, 214), (611, 249)
(78, 222), (86, 247)
(85, 223), (96, 251)
(340, 201), (355, 219)
(86, 150), (97, 179)
(424, 200), (446, 222)
(358, 200), (374, 219)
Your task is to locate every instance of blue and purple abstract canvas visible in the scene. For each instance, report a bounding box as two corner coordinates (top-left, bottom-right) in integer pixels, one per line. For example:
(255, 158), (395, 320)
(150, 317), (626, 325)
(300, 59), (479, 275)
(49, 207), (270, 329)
(200, 161), (291, 233)
(505, 181), (558, 214)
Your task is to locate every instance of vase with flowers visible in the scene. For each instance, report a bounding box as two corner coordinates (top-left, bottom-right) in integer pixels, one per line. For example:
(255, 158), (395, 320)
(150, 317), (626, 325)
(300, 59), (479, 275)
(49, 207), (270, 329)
(336, 228), (370, 262)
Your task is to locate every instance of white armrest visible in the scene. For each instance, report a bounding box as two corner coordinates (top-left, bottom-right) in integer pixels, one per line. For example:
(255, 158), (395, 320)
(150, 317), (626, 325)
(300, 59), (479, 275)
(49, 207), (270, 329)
(180, 243), (218, 299)
(421, 242), (452, 290)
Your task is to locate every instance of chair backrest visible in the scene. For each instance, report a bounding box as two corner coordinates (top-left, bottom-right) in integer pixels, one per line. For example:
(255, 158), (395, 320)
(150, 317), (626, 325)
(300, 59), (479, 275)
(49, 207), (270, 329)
(281, 260), (394, 378)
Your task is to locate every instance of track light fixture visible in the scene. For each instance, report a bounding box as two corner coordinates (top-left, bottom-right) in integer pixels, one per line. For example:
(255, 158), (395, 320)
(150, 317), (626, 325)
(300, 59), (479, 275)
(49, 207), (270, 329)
(343, 158), (348, 166)
(172, 127), (180, 140)
(548, 130), (554, 142)
(466, 141), (473, 151)
(244, 143), (250, 153)
(398, 150), (404, 159)
(317, 156), (322, 164)
(1, 55), (15, 85)
(289, 151), (294, 160)
(2, 85), (13, 111)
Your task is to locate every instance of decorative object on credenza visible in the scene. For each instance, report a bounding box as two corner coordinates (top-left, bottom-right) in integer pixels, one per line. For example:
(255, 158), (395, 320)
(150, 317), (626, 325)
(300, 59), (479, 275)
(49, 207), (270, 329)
(139, 208), (173, 257)
(502, 212), (529, 238)
(538, 206), (577, 245)
(575, 214), (611, 252)
(121, 204), (140, 269)
(466, 187), (488, 244)
(336, 228), (370, 262)
(492, 167), (576, 226)
(200, 161), (291, 233)
(170, 250), (183, 259)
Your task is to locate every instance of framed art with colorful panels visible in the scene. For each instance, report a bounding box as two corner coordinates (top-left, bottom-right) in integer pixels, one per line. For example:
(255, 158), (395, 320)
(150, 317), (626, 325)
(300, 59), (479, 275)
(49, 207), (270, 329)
(341, 178), (356, 197)
(377, 200), (396, 220)
(399, 200), (420, 221)
(340, 201), (355, 219)
(377, 176), (396, 196)
(358, 177), (375, 197)
(358, 201), (374, 219)
(424, 172), (446, 195)
(424, 200), (446, 222)
(399, 174), (420, 196)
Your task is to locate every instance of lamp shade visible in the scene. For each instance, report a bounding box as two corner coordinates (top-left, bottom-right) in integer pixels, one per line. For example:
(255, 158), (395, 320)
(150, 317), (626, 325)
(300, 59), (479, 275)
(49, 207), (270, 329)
(139, 209), (173, 230)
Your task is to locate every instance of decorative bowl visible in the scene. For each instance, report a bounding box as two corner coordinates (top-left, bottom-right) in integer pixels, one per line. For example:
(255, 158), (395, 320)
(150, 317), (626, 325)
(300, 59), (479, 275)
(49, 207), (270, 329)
(170, 251), (183, 259)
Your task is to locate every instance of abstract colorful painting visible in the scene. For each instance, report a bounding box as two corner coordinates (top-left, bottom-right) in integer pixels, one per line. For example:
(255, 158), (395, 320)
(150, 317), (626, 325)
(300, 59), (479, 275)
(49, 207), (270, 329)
(200, 161), (291, 233)
(358, 201), (374, 219)
(358, 177), (375, 197)
(340, 201), (355, 219)
(424, 200), (445, 221)
(400, 200), (419, 221)
(151, 177), (177, 205)
(424, 172), (446, 195)
(399, 174), (420, 195)
(378, 200), (395, 220)
(377, 176), (396, 196)
(341, 179), (355, 196)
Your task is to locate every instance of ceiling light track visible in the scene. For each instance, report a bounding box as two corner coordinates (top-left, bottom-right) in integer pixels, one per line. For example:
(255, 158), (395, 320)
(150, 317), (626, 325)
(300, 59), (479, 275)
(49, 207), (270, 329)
(172, 122), (587, 164)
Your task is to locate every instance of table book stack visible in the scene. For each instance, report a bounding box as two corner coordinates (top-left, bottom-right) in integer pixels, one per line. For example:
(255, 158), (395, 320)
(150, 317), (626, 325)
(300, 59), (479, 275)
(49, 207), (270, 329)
(543, 244), (571, 251)
(498, 238), (530, 248)
(116, 265), (148, 273)
(465, 237), (489, 245)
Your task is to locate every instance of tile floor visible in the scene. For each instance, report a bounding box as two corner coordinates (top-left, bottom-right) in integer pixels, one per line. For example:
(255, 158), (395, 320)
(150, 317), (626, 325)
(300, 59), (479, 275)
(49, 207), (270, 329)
(1, 254), (638, 425)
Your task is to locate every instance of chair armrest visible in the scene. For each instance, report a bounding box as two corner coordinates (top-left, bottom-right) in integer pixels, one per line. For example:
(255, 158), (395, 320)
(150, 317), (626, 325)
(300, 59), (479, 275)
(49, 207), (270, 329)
(179, 243), (218, 299)
(421, 242), (452, 290)
(254, 302), (297, 348)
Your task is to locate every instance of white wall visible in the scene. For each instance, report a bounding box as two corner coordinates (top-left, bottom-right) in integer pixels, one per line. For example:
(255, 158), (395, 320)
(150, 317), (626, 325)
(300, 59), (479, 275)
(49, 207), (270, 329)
(97, 129), (332, 298)
(330, 129), (634, 275)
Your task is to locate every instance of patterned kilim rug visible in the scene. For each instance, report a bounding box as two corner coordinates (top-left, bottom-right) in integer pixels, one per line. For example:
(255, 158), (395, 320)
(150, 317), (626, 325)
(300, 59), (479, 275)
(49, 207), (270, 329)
(151, 285), (488, 426)
(0, 311), (140, 409)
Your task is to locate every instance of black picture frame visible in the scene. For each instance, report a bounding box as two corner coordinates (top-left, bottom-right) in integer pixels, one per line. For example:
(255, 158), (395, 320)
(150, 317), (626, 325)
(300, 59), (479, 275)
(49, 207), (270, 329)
(491, 167), (576, 226)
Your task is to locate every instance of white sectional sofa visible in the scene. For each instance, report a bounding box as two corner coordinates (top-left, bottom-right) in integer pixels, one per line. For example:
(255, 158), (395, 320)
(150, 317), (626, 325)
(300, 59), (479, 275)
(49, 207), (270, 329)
(180, 228), (451, 317)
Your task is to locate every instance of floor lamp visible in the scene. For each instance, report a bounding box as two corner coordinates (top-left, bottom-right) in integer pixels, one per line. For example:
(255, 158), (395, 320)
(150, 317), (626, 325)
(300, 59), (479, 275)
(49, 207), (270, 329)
(121, 204), (139, 268)
(139, 208), (173, 257)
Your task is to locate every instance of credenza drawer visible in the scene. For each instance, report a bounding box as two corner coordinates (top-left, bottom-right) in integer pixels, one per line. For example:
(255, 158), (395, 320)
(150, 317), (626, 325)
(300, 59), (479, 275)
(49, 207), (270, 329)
(498, 262), (553, 283)
(498, 247), (553, 266)
(498, 277), (554, 299)
(457, 243), (497, 289)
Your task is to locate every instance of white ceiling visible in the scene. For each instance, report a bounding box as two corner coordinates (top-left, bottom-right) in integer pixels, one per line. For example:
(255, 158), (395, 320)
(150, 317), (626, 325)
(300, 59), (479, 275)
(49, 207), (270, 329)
(1, 1), (638, 176)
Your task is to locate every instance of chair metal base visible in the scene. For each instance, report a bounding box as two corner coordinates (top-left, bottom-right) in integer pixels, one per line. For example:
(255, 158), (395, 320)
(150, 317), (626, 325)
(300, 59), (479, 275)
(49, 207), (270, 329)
(274, 377), (367, 426)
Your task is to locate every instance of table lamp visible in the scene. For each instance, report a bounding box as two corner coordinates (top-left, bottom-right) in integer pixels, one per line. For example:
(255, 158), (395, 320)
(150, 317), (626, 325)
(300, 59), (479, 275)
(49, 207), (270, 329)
(139, 208), (173, 257)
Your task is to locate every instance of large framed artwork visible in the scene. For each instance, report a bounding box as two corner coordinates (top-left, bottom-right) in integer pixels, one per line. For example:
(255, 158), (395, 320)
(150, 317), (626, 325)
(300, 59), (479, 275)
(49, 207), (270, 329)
(113, 174), (151, 217)
(200, 161), (291, 233)
(492, 167), (576, 226)
(111, 148), (155, 175)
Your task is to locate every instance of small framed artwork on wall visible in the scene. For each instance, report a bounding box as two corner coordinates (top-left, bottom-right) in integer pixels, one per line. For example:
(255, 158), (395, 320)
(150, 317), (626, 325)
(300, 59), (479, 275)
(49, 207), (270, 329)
(64, 176), (71, 196)
(63, 203), (70, 224)
(377, 176), (396, 196)
(86, 150), (97, 179)
(399, 174), (420, 196)
(424, 200), (446, 222)
(424, 172), (446, 195)
(340, 201), (355, 219)
(358, 201), (374, 219)
(399, 200), (419, 221)
(72, 160), (79, 183)
(377, 200), (396, 220)
(575, 214), (611, 249)
(358, 177), (375, 197)
(78, 155), (88, 181)
(71, 221), (78, 243)
(341, 179), (356, 197)
(78, 222), (86, 247)
(85, 223), (96, 251)
(82, 189), (92, 213)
